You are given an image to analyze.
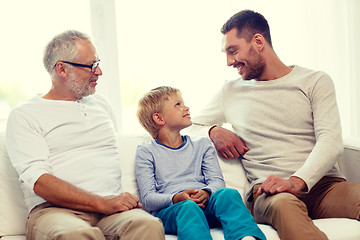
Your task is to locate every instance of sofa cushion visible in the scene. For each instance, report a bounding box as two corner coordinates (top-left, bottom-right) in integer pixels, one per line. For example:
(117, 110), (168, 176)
(118, 133), (150, 197)
(0, 132), (28, 236)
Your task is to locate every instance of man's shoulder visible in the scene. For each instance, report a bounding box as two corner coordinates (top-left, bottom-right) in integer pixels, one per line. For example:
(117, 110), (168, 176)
(9, 95), (44, 115)
(293, 65), (331, 80)
(223, 78), (243, 87)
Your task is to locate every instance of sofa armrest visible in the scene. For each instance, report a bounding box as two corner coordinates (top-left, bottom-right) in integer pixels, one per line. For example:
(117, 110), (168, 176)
(340, 136), (360, 182)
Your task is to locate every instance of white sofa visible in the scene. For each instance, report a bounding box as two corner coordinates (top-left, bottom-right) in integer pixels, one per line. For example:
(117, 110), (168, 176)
(1, 131), (360, 240)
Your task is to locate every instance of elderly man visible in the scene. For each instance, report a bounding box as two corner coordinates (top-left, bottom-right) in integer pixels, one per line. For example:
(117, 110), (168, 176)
(190, 10), (360, 240)
(6, 30), (164, 240)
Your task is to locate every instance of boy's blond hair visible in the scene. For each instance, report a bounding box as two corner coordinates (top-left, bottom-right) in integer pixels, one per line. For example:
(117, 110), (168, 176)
(137, 86), (181, 139)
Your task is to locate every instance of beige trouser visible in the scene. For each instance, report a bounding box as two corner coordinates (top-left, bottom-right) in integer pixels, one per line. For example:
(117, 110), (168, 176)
(252, 177), (360, 240)
(26, 203), (165, 240)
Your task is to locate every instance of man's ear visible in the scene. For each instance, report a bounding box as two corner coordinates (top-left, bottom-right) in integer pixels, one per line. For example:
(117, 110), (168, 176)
(152, 113), (165, 126)
(54, 62), (67, 78)
(252, 33), (265, 51)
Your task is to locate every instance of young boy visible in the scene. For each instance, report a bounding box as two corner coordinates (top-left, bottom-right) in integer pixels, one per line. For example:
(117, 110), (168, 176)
(135, 86), (266, 240)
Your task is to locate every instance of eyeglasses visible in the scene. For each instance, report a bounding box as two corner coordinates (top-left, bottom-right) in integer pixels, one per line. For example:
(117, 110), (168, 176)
(57, 60), (100, 73)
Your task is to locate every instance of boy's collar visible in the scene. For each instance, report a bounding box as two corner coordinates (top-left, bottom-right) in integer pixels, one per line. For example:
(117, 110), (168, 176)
(155, 135), (187, 150)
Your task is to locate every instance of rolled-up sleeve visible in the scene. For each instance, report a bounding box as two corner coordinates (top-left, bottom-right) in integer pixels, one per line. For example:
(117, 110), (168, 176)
(6, 110), (52, 191)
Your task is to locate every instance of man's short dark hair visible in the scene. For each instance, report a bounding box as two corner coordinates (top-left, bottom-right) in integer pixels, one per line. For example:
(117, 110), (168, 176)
(221, 10), (272, 47)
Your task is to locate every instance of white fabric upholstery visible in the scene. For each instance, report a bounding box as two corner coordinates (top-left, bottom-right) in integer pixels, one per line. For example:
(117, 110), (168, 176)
(1, 132), (360, 239)
(341, 136), (360, 182)
(0, 132), (27, 237)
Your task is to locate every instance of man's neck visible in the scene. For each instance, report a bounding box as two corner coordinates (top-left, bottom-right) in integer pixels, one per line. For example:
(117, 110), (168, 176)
(43, 89), (80, 101)
(256, 49), (292, 81)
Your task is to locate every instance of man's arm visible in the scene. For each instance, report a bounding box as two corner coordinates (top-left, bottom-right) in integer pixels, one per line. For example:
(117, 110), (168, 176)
(187, 83), (248, 159)
(209, 126), (248, 159)
(34, 173), (141, 215)
(257, 73), (342, 196)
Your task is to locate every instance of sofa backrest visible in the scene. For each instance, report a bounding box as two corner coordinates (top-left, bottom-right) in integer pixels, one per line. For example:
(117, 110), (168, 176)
(0, 132), (28, 236)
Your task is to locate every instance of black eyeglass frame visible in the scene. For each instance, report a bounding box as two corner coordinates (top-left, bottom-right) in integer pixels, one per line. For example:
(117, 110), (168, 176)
(56, 60), (101, 73)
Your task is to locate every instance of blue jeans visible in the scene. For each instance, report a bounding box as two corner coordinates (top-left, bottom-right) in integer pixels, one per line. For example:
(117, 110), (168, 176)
(155, 188), (266, 240)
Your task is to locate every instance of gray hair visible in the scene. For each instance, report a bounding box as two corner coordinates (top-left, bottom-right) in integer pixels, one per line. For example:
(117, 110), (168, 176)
(43, 30), (92, 76)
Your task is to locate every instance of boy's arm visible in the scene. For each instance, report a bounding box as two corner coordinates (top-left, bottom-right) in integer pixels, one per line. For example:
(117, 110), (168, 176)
(135, 145), (174, 212)
(201, 139), (226, 193)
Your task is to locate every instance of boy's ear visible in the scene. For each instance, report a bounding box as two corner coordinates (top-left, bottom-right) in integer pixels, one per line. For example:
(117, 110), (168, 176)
(152, 113), (165, 126)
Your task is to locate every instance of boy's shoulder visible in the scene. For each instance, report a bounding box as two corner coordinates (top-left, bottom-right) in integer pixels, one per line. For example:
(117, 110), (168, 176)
(137, 138), (154, 149)
(184, 135), (213, 146)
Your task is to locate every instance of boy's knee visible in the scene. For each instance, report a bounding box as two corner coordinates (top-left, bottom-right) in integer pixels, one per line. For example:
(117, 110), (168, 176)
(177, 200), (203, 217)
(179, 200), (200, 209)
(214, 187), (242, 200)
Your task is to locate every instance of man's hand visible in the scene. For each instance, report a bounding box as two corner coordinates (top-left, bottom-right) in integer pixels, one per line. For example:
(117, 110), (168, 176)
(256, 175), (306, 196)
(209, 126), (248, 159)
(100, 192), (142, 215)
(173, 189), (210, 208)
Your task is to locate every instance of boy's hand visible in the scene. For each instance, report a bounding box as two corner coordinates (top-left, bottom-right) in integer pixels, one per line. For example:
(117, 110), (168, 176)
(172, 189), (210, 209)
(190, 189), (210, 208)
(173, 189), (198, 204)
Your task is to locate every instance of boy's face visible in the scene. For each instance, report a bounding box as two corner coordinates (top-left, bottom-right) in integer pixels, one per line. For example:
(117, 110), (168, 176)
(161, 92), (192, 131)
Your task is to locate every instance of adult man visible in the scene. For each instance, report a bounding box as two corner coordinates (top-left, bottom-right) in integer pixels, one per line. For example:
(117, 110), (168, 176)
(6, 30), (164, 240)
(190, 10), (360, 240)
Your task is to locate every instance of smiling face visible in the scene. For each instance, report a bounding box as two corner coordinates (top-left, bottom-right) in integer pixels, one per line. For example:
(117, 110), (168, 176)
(222, 28), (265, 80)
(161, 92), (192, 132)
(65, 39), (102, 99)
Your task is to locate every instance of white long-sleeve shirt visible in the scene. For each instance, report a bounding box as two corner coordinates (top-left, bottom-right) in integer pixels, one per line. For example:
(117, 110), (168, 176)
(190, 65), (344, 203)
(6, 94), (122, 211)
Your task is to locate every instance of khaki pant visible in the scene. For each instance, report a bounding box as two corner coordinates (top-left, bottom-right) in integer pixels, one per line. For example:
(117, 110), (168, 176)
(26, 203), (165, 240)
(252, 177), (360, 240)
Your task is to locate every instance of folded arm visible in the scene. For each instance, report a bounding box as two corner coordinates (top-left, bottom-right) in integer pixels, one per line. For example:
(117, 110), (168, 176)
(34, 173), (141, 215)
